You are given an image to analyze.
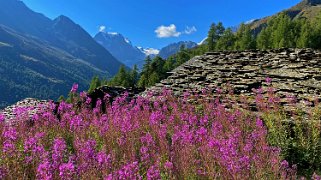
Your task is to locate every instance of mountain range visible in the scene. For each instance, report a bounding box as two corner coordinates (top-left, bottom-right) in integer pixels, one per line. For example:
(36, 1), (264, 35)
(0, 0), (123, 108)
(158, 41), (198, 59)
(94, 32), (198, 67)
(94, 32), (153, 68)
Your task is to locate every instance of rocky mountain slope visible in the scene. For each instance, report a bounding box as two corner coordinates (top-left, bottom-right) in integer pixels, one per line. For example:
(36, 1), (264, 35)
(94, 32), (146, 68)
(250, 0), (321, 34)
(158, 41), (197, 59)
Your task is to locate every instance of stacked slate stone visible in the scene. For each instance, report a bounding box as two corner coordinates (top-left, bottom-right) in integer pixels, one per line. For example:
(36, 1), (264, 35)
(0, 98), (48, 123)
(0, 87), (145, 124)
(144, 48), (321, 111)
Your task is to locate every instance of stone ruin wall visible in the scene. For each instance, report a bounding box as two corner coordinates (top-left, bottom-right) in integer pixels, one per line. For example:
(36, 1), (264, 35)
(145, 48), (321, 110)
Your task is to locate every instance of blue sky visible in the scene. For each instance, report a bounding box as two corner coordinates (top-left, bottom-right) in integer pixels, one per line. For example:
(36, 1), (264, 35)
(22, 0), (301, 49)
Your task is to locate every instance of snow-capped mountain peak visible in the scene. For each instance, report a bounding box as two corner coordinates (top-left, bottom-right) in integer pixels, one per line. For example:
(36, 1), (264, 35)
(94, 32), (158, 68)
(137, 47), (159, 57)
(124, 38), (131, 44)
(107, 32), (119, 36)
(198, 37), (207, 45)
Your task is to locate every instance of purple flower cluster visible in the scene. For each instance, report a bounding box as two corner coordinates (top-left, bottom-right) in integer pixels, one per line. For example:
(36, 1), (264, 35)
(37, 160), (52, 180)
(70, 83), (79, 93)
(0, 113), (5, 123)
(108, 161), (141, 180)
(2, 127), (18, 154)
(0, 84), (319, 179)
(59, 161), (75, 180)
(52, 138), (67, 169)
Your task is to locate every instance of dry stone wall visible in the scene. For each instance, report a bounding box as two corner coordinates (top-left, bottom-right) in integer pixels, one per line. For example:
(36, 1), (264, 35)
(145, 48), (321, 108)
(0, 87), (145, 123)
(0, 98), (48, 124)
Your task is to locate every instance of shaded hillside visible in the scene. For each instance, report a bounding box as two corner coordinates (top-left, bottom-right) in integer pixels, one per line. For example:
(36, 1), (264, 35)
(0, 0), (124, 108)
(49, 16), (123, 74)
(250, 0), (321, 34)
(0, 25), (106, 108)
(158, 41), (197, 59)
(0, 0), (122, 74)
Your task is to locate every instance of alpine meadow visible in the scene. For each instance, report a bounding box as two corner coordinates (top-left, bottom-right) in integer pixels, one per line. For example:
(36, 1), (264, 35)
(1, 0), (321, 179)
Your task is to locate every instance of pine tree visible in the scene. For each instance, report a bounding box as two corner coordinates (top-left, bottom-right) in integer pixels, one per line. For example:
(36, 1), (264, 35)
(234, 23), (255, 50)
(207, 22), (225, 51)
(101, 78), (108, 86)
(142, 56), (152, 76)
(176, 44), (190, 65)
(257, 28), (270, 49)
(270, 13), (294, 48)
(207, 23), (216, 51)
(216, 28), (236, 50)
(138, 74), (148, 88)
(216, 22), (225, 38)
(111, 65), (131, 87)
(163, 56), (176, 72)
(88, 76), (101, 93)
(297, 20), (313, 48)
(138, 56), (152, 88)
(148, 72), (160, 86)
(312, 11), (321, 48)
(118, 65), (130, 87)
(129, 64), (139, 87)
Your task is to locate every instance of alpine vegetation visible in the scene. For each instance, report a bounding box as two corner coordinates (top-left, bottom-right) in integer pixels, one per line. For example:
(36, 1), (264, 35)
(0, 82), (320, 179)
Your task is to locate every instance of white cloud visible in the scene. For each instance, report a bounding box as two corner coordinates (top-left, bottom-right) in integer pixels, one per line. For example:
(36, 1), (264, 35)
(155, 24), (181, 38)
(144, 48), (160, 56)
(184, 26), (197, 34)
(99, 25), (106, 32)
(154, 24), (197, 38)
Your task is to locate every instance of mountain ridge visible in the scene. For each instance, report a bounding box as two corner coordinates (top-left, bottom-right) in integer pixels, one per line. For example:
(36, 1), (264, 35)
(158, 41), (197, 59)
(94, 31), (146, 68)
(250, 0), (321, 33)
(0, 0), (124, 108)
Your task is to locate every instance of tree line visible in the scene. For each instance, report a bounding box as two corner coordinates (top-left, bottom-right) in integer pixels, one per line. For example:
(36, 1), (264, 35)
(88, 12), (321, 91)
(208, 12), (321, 51)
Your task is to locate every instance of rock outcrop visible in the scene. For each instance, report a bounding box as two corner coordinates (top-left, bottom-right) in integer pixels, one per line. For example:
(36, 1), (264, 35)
(88, 86), (145, 110)
(145, 48), (321, 109)
(0, 86), (145, 123)
(0, 98), (48, 124)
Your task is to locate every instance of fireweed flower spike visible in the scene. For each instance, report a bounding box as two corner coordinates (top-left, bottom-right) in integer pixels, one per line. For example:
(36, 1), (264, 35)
(0, 113), (5, 123)
(265, 77), (272, 85)
(0, 84), (320, 179)
(70, 83), (79, 93)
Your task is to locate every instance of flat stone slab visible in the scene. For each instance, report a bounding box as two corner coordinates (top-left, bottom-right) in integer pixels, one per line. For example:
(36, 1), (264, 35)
(143, 48), (321, 109)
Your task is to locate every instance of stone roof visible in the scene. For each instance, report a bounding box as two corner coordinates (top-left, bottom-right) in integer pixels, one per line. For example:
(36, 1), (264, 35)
(145, 48), (321, 108)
